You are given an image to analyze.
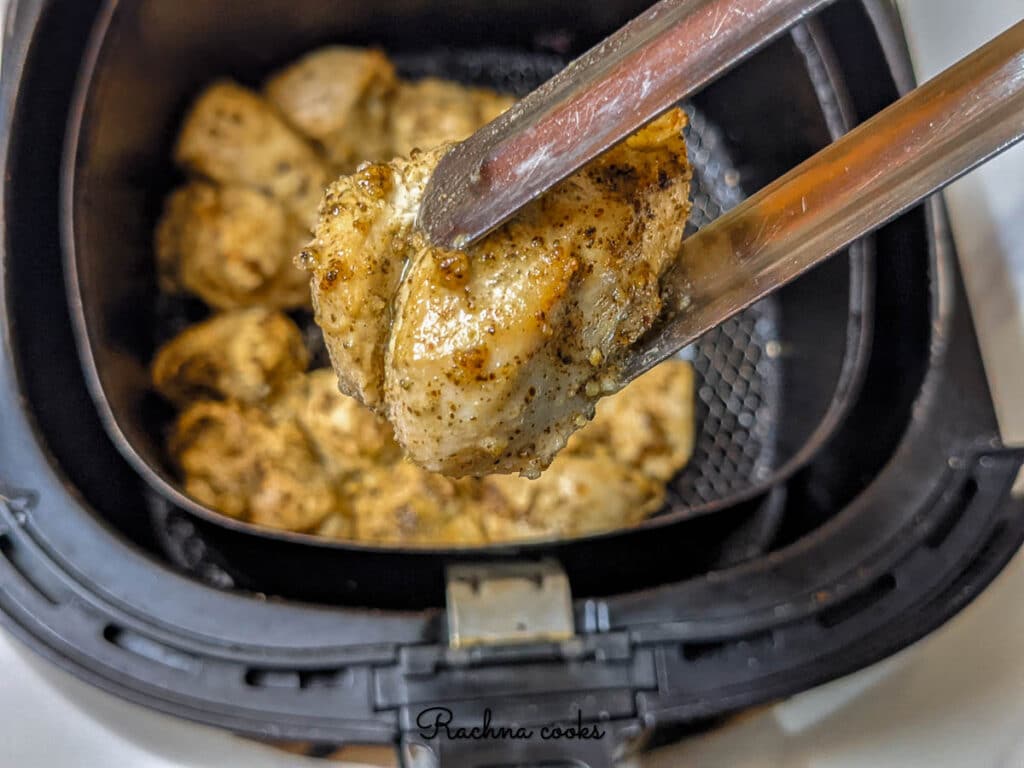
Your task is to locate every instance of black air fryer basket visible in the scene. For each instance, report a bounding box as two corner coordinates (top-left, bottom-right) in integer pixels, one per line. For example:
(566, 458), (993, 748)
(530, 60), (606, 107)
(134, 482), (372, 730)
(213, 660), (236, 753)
(1, 1), (1023, 766)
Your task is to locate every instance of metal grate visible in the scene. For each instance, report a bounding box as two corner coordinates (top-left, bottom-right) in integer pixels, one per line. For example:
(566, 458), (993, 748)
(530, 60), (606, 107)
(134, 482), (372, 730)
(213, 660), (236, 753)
(393, 49), (568, 96)
(668, 104), (780, 509)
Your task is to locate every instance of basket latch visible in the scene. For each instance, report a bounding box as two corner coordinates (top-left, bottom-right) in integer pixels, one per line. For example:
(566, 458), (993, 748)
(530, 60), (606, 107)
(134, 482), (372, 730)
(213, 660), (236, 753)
(445, 560), (574, 648)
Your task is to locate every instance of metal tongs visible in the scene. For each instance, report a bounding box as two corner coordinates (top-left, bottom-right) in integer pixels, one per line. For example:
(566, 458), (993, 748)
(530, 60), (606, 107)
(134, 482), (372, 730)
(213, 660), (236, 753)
(418, 0), (1024, 383)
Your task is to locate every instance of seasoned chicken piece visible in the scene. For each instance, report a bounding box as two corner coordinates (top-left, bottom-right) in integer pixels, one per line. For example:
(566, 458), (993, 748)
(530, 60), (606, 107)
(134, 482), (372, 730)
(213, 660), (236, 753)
(267, 369), (493, 544)
(476, 362), (692, 540)
(302, 109), (692, 477)
(156, 182), (311, 309)
(565, 359), (696, 482)
(265, 47), (398, 170)
(299, 155), (437, 409)
(389, 78), (515, 157)
(175, 81), (329, 225)
(483, 453), (665, 541)
(347, 462), (492, 546)
(152, 308), (308, 406)
(269, 369), (402, 477)
(315, 512), (354, 540)
(172, 400), (339, 532)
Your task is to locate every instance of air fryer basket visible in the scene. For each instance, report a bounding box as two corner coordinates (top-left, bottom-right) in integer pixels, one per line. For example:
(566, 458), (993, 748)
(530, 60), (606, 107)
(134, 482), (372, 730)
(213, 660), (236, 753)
(2, 1), (1024, 766)
(63, 0), (871, 553)
(149, 72), (783, 511)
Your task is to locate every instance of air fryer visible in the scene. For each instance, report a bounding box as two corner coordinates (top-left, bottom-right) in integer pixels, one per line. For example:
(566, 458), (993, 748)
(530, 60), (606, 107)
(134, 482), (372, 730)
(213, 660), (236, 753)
(0, 1), (1021, 766)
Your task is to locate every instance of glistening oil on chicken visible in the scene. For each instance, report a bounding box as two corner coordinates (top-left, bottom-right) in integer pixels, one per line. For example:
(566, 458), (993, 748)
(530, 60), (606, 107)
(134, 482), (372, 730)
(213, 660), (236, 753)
(150, 46), (696, 545)
(303, 107), (693, 478)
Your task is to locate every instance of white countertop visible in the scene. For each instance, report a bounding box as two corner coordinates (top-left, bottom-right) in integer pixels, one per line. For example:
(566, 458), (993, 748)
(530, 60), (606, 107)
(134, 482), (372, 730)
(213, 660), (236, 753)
(2, 1), (1024, 766)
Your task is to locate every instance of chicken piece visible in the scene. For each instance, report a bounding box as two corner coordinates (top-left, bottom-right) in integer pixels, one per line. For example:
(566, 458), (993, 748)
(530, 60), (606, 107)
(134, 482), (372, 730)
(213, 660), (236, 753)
(566, 359), (696, 482)
(156, 182), (311, 309)
(479, 359), (692, 540)
(269, 369), (402, 477)
(389, 78), (515, 157)
(299, 155), (435, 409)
(172, 400), (339, 532)
(265, 47), (398, 170)
(302, 109), (692, 477)
(152, 308), (309, 407)
(483, 453), (665, 541)
(315, 512), (354, 540)
(175, 81), (329, 225)
(347, 462), (492, 546)
(266, 374), (492, 545)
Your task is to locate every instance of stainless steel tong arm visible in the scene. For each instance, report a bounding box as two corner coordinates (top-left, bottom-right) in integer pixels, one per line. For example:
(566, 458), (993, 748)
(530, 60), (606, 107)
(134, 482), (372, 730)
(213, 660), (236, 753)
(418, 0), (836, 249)
(621, 18), (1024, 381)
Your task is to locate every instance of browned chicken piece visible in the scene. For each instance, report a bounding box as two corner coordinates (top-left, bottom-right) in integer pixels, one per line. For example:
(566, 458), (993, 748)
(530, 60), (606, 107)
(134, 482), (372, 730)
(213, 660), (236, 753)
(265, 47), (398, 171)
(156, 182), (311, 309)
(172, 400), (339, 532)
(269, 370), (494, 545)
(175, 81), (329, 225)
(482, 453), (665, 540)
(314, 512), (354, 540)
(480, 359), (693, 540)
(565, 359), (696, 482)
(302, 109), (692, 478)
(269, 369), (403, 477)
(474, 359), (693, 540)
(299, 154), (436, 409)
(151, 308), (309, 407)
(346, 462), (492, 546)
(388, 78), (515, 157)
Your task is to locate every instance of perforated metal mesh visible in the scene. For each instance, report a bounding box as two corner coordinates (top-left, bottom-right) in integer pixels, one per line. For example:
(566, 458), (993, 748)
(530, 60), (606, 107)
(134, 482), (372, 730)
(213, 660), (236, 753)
(668, 106), (780, 510)
(393, 49), (568, 96)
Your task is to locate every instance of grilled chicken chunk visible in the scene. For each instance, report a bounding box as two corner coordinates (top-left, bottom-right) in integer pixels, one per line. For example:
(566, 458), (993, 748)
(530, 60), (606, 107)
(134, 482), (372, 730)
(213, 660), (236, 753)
(303, 109), (692, 477)
(156, 182), (311, 309)
(300, 153), (436, 409)
(175, 81), (329, 225)
(481, 359), (694, 539)
(563, 358), (696, 482)
(265, 49), (514, 169)
(265, 47), (398, 170)
(483, 454), (665, 540)
(172, 399), (338, 532)
(152, 308), (309, 406)
(389, 78), (515, 157)
(346, 463), (492, 546)
(269, 369), (403, 476)
(166, 59), (513, 313)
